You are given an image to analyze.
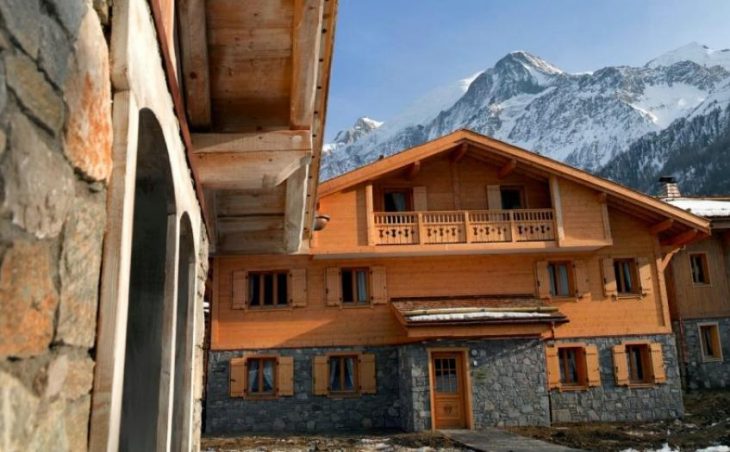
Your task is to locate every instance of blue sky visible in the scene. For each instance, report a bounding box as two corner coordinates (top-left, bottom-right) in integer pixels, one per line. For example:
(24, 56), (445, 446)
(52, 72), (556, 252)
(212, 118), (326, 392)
(325, 0), (730, 140)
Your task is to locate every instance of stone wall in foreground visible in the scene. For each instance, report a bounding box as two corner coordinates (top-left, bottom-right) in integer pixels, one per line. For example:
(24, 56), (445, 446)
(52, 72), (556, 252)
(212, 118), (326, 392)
(0, 0), (112, 450)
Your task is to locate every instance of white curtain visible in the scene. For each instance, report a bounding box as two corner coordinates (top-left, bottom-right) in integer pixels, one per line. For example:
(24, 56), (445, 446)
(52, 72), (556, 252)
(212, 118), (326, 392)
(344, 357), (355, 390)
(263, 359), (274, 392)
(329, 358), (339, 390)
(356, 271), (368, 303)
(247, 359), (259, 393)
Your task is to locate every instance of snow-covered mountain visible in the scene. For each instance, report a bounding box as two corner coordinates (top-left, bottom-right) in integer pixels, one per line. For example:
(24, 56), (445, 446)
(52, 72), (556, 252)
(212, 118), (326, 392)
(322, 43), (730, 196)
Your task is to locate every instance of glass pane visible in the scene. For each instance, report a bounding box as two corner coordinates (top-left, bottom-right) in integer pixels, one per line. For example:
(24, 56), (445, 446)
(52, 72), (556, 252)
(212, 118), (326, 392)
(435, 359), (458, 393)
(623, 262), (633, 292)
(341, 270), (353, 303)
(613, 262), (623, 292)
(557, 264), (570, 296)
(262, 359), (275, 392)
(385, 192), (408, 212)
(277, 273), (288, 305)
(329, 358), (341, 391)
(344, 357), (355, 390)
(548, 265), (557, 296)
(263, 273), (274, 305)
(702, 327), (715, 356)
(249, 275), (260, 306)
(356, 270), (368, 303)
(501, 189), (522, 209)
(248, 359), (259, 393)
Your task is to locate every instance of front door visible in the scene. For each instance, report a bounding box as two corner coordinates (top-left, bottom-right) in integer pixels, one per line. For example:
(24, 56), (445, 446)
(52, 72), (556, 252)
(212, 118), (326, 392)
(431, 352), (467, 429)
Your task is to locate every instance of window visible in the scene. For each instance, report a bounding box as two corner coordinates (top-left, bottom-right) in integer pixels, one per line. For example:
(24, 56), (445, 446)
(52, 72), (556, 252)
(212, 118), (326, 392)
(558, 347), (587, 386)
(341, 268), (370, 305)
(248, 271), (288, 308)
(614, 259), (639, 295)
(548, 261), (574, 297)
(246, 357), (277, 396)
(383, 189), (412, 212)
(500, 186), (525, 210)
(328, 355), (358, 393)
(626, 344), (652, 384)
(690, 253), (710, 285)
(699, 323), (723, 361)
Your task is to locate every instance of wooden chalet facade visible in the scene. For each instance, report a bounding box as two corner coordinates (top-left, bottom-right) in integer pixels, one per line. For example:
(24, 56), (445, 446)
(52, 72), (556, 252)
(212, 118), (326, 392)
(664, 196), (730, 390)
(205, 130), (710, 432)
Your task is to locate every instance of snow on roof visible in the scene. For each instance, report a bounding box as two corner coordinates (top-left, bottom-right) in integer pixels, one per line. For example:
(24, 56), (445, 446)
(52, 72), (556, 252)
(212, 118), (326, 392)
(665, 198), (730, 218)
(407, 311), (553, 322)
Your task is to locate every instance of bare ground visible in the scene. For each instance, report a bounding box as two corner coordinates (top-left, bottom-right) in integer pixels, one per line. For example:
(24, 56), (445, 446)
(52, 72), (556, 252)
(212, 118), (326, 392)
(202, 391), (730, 452)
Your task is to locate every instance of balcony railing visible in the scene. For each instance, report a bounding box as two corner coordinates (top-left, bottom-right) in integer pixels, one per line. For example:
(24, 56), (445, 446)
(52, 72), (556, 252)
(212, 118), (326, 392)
(372, 209), (555, 246)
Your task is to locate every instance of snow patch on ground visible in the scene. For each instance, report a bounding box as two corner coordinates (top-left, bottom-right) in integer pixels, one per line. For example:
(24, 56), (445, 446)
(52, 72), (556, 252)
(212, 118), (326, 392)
(621, 445), (730, 452)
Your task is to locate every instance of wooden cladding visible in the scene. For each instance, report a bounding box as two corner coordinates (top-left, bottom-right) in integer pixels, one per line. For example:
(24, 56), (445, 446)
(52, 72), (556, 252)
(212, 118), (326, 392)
(612, 342), (666, 386)
(229, 355), (295, 398)
(546, 343), (600, 390)
(231, 269), (307, 309)
(312, 353), (377, 396)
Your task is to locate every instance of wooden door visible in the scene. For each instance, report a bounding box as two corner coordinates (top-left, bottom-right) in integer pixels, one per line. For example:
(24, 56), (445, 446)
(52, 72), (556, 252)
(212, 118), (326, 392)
(431, 352), (467, 429)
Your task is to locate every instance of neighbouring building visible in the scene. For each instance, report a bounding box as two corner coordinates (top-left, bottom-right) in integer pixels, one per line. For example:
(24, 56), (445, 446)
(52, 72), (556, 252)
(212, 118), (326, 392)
(205, 130), (710, 433)
(662, 181), (730, 390)
(0, 0), (336, 450)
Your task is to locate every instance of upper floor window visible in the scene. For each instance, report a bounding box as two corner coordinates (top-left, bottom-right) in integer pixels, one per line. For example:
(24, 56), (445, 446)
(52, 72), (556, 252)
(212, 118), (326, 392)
(383, 189), (412, 212)
(249, 271), (288, 308)
(613, 259), (639, 295)
(500, 186), (525, 209)
(548, 261), (574, 297)
(341, 268), (370, 305)
(690, 253), (710, 285)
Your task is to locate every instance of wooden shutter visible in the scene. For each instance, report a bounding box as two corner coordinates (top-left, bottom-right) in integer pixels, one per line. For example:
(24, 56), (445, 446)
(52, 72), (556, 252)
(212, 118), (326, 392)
(370, 266), (388, 305)
(277, 356), (294, 396)
(325, 268), (341, 307)
(359, 353), (377, 394)
(413, 186), (428, 211)
(486, 185), (502, 210)
(545, 345), (561, 389)
(601, 258), (618, 298)
(637, 257), (653, 296)
(536, 260), (551, 299)
(312, 356), (328, 395)
(574, 260), (590, 298)
(232, 271), (248, 309)
(649, 343), (666, 383)
(229, 357), (247, 397)
(584, 345), (601, 387)
(612, 344), (629, 386)
(289, 269), (307, 307)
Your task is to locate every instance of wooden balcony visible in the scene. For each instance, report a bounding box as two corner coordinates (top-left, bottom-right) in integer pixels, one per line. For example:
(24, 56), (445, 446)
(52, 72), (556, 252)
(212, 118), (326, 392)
(371, 209), (555, 246)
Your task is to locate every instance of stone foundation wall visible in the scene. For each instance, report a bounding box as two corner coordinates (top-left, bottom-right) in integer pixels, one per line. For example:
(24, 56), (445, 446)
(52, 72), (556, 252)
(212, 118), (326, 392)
(676, 318), (730, 390)
(0, 0), (112, 450)
(206, 347), (402, 433)
(548, 334), (684, 423)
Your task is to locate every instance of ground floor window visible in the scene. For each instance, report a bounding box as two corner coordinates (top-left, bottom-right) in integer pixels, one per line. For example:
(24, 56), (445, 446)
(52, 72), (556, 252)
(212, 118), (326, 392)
(558, 347), (586, 386)
(626, 344), (652, 384)
(247, 357), (277, 395)
(699, 323), (723, 361)
(329, 355), (358, 393)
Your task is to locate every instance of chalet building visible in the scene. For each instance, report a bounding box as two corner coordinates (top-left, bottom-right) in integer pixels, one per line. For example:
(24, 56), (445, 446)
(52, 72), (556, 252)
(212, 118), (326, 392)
(206, 130), (710, 433)
(0, 0), (336, 450)
(662, 185), (730, 390)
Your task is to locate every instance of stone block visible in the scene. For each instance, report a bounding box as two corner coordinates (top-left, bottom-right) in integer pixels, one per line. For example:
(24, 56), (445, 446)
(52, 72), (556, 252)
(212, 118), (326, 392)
(45, 0), (87, 38)
(56, 188), (106, 347)
(65, 395), (91, 452)
(2, 113), (74, 238)
(0, 370), (40, 451)
(28, 399), (69, 452)
(39, 13), (73, 88)
(0, 0), (40, 57)
(0, 240), (58, 358)
(5, 53), (64, 133)
(62, 9), (112, 181)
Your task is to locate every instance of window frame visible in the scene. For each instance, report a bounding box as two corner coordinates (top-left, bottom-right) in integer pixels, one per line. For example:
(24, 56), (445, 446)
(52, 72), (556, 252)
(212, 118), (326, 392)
(247, 270), (290, 309)
(614, 258), (640, 296)
(382, 187), (414, 212)
(625, 343), (652, 385)
(547, 261), (575, 298)
(689, 253), (711, 286)
(340, 267), (371, 307)
(499, 185), (526, 210)
(698, 322), (723, 362)
(244, 356), (278, 398)
(557, 346), (588, 388)
(326, 353), (360, 396)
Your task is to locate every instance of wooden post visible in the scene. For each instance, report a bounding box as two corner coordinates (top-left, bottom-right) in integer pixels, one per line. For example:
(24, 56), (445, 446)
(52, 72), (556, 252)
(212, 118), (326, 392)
(365, 184), (375, 246)
(549, 175), (565, 246)
(417, 212), (425, 244)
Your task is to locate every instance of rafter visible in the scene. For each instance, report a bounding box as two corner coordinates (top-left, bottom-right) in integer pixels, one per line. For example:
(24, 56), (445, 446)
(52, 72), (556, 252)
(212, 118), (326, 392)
(404, 160), (421, 180)
(497, 159), (517, 179)
(649, 218), (674, 235)
(450, 142), (469, 163)
(178, 0), (211, 127)
(290, 0), (325, 129)
(661, 229), (698, 247)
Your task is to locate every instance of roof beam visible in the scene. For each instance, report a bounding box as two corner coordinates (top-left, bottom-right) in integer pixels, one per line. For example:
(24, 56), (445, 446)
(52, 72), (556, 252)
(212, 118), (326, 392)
(178, 0), (211, 127)
(649, 218), (674, 235)
(661, 229), (698, 247)
(404, 160), (421, 180)
(290, 0), (325, 129)
(450, 142), (469, 163)
(192, 130), (312, 153)
(285, 163), (309, 253)
(497, 159), (517, 179)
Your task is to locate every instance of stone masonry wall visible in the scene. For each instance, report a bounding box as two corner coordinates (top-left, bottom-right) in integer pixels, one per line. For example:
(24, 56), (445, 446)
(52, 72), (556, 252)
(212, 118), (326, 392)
(0, 1), (112, 450)
(399, 338), (550, 431)
(206, 347), (402, 433)
(676, 318), (730, 390)
(549, 334), (684, 423)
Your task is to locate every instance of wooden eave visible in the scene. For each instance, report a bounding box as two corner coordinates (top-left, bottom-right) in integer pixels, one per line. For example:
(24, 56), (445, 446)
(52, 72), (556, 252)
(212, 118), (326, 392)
(318, 129), (711, 242)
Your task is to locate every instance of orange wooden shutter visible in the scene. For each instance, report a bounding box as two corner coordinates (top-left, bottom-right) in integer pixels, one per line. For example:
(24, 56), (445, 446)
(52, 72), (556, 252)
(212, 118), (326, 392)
(612, 344), (629, 386)
(545, 345), (561, 389)
(536, 261), (551, 299)
(370, 267), (388, 305)
(229, 357), (247, 397)
(232, 271), (248, 309)
(601, 258), (618, 298)
(413, 186), (428, 211)
(289, 269), (307, 307)
(312, 356), (328, 395)
(649, 343), (666, 383)
(359, 353), (377, 394)
(325, 268), (341, 306)
(637, 257), (653, 295)
(584, 345), (601, 387)
(574, 260), (591, 298)
(486, 185), (502, 210)
(277, 356), (295, 396)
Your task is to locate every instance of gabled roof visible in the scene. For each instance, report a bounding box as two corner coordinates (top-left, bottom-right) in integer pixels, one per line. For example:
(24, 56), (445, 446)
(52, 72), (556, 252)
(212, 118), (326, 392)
(318, 129), (710, 238)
